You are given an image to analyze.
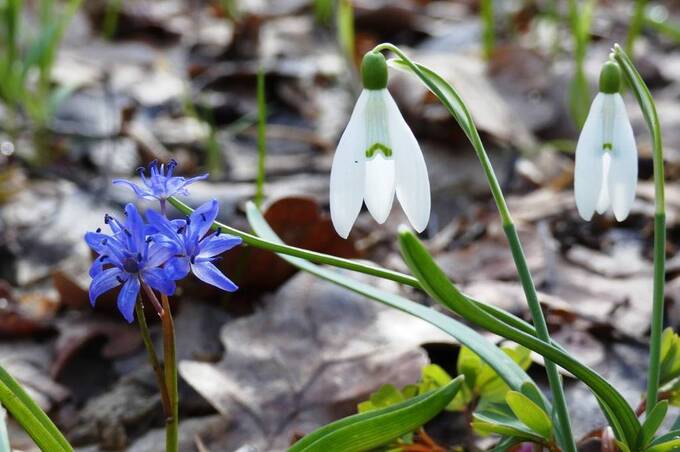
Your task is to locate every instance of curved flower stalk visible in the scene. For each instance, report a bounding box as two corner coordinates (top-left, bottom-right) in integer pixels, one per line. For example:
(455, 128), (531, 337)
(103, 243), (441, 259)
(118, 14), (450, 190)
(612, 45), (667, 418)
(330, 51), (430, 238)
(574, 61), (638, 221)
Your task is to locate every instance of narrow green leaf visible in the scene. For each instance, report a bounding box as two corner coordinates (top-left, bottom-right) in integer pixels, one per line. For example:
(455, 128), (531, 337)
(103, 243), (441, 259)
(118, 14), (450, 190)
(650, 429), (680, 447)
(397, 228), (640, 447)
(244, 202), (542, 405)
(506, 391), (553, 440)
(0, 378), (67, 452)
(289, 376), (464, 452)
(639, 401), (668, 448)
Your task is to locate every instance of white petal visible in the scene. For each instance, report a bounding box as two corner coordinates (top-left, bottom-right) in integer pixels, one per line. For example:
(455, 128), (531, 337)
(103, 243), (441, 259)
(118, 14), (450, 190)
(608, 94), (638, 221)
(364, 155), (395, 223)
(330, 90), (369, 238)
(574, 93), (605, 221)
(384, 90), (430, 232)
(596, 153), (611, 214)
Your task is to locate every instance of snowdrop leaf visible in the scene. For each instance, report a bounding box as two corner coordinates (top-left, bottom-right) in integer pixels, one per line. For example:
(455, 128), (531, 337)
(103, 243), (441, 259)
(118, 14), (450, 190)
(397, 227), (641, 447)
(244, 202), (541, 407)
(289, 376), (464, 452)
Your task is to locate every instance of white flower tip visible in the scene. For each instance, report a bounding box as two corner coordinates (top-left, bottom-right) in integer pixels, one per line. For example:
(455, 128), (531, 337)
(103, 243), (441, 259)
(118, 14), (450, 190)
(614, 210), (629, 222)
(410, 214), (429, 233)
(330, 210), (355, 239)
(576, 204), (594, 221)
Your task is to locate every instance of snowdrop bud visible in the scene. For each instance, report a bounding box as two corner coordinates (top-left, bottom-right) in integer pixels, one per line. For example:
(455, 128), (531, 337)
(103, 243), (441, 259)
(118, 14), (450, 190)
(599, 60), (621, 94)
(361, 52), (388, 90)
(574, 60), (637, 222)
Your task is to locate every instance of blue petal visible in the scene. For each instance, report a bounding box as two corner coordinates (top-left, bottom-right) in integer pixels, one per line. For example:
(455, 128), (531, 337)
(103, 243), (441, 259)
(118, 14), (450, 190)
(191, 261), (238, 292)
(189, 199), (218, 240)
(165, 257), (190, 281)
(146, 243), (176, 268)
(142, 267), (176, 295)
(84, 231), (110, 253)
(89, 258), (105, 278)
(112, 179), (155, 200)
(146, 209), (179, 237)
(117, 277), (140, 323)
(164, 174), (208, 198)
(198, 234), (242, 258)
(124, 204), (146, 251)
(89, 267), (125, 306)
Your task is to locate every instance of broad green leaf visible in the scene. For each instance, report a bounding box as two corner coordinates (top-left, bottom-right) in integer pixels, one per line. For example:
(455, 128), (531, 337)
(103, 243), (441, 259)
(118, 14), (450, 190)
(289, 376), (464, 452)
(457, 346), (483, 389)
(472, 405), (545, 444)
(660, 328), (680, 385)
(420, 364), (452, 391)
(506, 391), (553, 440)
(639, 401), (668, 448)
(397, 227), (641, 447)
(476, 345), (532, 402)
(647, 437), (680, 452)
(244, 202), (543, 412)
(358, 384), (405, 413)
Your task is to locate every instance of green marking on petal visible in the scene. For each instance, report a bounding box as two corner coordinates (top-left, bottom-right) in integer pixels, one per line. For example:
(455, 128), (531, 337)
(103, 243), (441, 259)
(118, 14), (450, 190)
(365, 143), (393, 158)
(603, 142), (613, 151)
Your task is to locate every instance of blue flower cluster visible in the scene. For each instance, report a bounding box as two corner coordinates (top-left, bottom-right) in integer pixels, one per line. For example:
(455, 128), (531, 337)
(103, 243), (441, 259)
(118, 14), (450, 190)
(86, 162), (241, 323)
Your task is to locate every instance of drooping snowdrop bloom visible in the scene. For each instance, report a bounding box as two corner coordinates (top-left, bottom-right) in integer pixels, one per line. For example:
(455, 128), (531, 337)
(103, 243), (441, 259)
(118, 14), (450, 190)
(574, 61), (638, 221)
(330, 51), (430, 238)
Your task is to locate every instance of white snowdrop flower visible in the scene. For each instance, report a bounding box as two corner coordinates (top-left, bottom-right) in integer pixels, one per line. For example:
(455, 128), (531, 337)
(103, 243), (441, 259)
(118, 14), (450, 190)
(575, 61), (638, 222)
(330, 52), (430, 238)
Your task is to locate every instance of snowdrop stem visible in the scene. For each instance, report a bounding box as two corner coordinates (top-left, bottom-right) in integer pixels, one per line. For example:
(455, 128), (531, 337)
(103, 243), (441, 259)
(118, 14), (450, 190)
(373, 42), (576, 452)
(372, 42), (513, 225)
(612, 44), (666, 416)
(161, 293), (179, 452)
(135, 299), (171, 418)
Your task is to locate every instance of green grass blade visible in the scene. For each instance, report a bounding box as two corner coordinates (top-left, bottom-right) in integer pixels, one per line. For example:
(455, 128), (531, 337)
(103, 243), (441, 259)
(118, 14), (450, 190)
(255, 66), (267, 208)
(289, 376), (464, 452)
(337, 0), (355, 63)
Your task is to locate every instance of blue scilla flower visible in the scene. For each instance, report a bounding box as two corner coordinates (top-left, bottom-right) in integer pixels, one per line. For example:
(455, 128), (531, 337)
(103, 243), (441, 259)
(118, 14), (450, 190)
(85, 204), (177, 323)
(113, 159), (208, 202)
(146, 199), (242, 292)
